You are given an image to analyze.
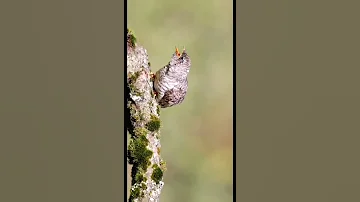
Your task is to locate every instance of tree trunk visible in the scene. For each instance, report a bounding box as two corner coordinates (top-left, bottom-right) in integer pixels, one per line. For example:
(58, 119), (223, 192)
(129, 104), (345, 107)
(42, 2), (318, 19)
(127, 29), (165, 202)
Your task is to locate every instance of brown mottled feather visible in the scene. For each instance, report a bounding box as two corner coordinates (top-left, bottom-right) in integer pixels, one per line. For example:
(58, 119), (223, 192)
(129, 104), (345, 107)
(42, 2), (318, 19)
(157, 79), (188, 108)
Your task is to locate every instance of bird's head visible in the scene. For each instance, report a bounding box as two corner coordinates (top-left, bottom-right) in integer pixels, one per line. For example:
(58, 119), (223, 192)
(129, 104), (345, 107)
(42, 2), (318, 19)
(170, 46), (191, 71)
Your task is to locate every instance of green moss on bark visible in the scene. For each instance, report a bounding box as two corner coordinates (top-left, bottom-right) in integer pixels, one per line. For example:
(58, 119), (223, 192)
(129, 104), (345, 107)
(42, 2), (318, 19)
(127, 29), (137, 48)
(128, 135), (153, 171)
(146, 114), (161, 132)
(151, 164), (163, 184)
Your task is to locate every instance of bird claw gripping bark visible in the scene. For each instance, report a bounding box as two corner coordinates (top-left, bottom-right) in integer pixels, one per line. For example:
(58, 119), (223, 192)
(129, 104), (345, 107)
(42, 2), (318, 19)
(153, 46), (191, 108)
(150, 72), (156, 81)
(149, 72), (158, 98)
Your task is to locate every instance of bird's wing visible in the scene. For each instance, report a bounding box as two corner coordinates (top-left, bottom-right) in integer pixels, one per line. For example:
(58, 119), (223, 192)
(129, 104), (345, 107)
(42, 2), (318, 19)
(158, 84), (187, 108)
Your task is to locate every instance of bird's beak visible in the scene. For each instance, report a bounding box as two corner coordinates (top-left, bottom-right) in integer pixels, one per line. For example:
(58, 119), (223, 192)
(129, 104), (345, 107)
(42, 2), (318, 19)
(182, 46), (186, 54)
(175, 47), (181, 57)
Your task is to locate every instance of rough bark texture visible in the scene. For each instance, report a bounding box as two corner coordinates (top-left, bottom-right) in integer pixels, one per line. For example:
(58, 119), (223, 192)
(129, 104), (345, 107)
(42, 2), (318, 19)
(127, 29), (165, 202)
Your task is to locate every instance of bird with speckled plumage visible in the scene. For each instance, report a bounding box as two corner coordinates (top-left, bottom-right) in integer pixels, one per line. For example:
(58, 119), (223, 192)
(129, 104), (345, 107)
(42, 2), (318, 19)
(152, 47), (191, 108)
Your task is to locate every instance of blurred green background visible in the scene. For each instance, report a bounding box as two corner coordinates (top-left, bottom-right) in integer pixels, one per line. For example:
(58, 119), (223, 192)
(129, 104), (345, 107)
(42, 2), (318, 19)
(128, 0), (233, 201)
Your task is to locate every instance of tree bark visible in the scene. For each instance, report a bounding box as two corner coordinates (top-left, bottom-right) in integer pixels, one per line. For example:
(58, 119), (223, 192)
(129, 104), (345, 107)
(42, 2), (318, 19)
(127, 29), (165, 202)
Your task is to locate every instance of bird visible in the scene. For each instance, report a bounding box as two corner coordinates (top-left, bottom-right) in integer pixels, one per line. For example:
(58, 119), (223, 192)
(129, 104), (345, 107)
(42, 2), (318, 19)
(152, 46), (191, 108)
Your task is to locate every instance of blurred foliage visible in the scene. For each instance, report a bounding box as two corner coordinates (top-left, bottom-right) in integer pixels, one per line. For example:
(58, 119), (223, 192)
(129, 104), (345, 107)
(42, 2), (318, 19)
(128, 0), (233, 201)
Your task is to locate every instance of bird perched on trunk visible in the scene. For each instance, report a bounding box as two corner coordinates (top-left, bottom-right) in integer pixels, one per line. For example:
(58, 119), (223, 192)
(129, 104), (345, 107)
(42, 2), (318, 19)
(153, 47), (191, 108)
